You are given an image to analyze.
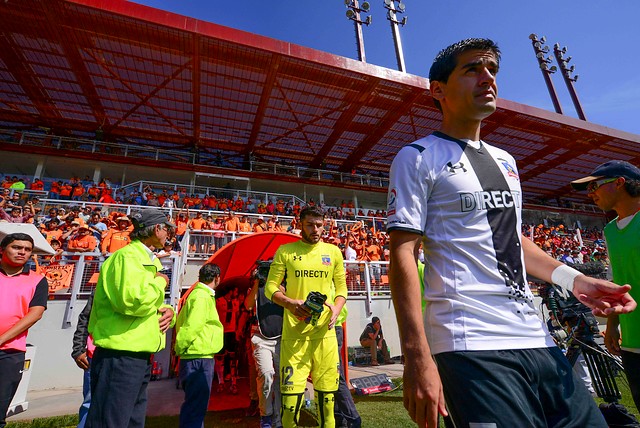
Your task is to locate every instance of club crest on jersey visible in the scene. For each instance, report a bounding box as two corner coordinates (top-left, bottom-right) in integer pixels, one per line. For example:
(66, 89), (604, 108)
(387, 188), (397, 216)
(447, 161), (467, 173)
(321, 255), (331, 266)
(498, 158), (519, 181)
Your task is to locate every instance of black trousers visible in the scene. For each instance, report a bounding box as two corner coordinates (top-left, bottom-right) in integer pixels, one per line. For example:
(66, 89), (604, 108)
(0, 351), (25, 428)
(86, 347), (152, 428)
(334, 326), (361, 427)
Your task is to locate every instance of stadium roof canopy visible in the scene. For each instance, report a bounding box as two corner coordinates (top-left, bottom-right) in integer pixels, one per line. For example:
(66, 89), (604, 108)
(1, 0), (639, 203)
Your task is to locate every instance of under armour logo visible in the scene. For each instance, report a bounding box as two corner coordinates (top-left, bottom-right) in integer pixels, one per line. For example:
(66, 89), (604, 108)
(447, 161), (467, 173)
(293, 255), (303, 261)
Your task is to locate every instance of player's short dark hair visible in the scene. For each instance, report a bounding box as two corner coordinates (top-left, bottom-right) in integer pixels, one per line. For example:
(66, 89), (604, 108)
(1, 232), (34, 250)
(625, 179), (640, 197)
(199, 263), (221, 283)
(429, 38), (501, 111)
(372, 316), (380, 324)
(300, 206), (325, 222)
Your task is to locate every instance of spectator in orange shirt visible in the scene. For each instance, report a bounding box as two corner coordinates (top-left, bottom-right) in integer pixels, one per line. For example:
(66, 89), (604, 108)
(224, 211), (239, 231)
(174, 212), (189, 241)
(101, 217), (132, 256)
(238, 215), (252, 233)
(30, 178), (45, 191)
(364, 236), (382, 286)
(253, 216), (267, 233)
(49, 180), (61, 200)
(67, 225), (97, 260)
(43, 218), (63, 243)
(233, 196), (244, 212)
(60, 183), (73, 200)
(72, 184), (85, 201)
(256, 201), (267, 214)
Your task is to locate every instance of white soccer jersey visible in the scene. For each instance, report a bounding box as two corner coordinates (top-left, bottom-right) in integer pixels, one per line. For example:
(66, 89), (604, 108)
(388, 132), (555, 354)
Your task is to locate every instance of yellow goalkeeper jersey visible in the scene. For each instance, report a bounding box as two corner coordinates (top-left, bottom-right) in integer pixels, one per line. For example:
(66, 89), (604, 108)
(265, 240), (347, 341)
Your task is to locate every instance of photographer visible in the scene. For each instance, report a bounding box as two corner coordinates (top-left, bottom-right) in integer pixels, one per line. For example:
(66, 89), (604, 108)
(359, 316), (393, 366)
(244, 260), (284, 428)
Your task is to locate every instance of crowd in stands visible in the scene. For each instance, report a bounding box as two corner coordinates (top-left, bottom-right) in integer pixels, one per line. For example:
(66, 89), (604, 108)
(524, 223), (609, 273)
(1, 174), (610, 281)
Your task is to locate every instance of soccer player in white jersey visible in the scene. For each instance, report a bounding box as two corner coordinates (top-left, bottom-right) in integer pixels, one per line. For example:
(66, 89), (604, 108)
(387, 38), (636, 428)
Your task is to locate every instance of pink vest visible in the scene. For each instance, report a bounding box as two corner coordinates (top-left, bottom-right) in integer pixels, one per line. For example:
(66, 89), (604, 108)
(0, 270), (43, 352)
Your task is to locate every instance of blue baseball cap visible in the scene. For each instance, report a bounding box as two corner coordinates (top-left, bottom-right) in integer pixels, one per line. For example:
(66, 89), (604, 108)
(571, 160), (640, 191)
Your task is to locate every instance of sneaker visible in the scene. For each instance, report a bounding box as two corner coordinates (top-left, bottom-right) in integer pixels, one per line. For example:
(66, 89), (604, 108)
(384, 360), (395, 365)
(215, 383), (224, 393)
(370, 361), (380, 366)
(230, 383), (238, 394)
(260, 415), (272, 428)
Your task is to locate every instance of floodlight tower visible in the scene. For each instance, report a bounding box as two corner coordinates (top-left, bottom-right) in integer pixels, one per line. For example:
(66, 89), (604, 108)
(383, 0), (408, 72)
(345, 0), (372, 62)
(553, 44), (586, 121)
(529, 34), (563, 115)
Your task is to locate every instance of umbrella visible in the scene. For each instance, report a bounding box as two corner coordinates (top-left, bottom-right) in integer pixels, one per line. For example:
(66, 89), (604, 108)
(205, 231), (300, 291)
(0, 222), (55, 254)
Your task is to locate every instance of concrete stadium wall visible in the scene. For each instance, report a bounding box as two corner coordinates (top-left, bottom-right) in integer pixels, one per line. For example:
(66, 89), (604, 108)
(25, 298), (400, 391)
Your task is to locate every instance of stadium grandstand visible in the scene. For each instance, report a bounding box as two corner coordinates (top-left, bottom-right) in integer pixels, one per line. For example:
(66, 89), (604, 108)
(1, 0), (639, 421)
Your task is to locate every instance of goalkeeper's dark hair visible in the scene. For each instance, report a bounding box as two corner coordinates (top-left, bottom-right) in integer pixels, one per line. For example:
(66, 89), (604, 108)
(300, 205), (325, 221)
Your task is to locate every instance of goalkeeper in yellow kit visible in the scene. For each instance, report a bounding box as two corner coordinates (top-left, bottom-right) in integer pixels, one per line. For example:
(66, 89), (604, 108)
(265, 206), (347, 428)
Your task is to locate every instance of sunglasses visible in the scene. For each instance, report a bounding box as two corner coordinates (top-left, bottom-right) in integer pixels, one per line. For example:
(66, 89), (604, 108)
(586, 178), (617, 193)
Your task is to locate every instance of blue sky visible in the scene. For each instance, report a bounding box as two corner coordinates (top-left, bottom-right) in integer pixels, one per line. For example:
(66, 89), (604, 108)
(135, 0), (640, 136)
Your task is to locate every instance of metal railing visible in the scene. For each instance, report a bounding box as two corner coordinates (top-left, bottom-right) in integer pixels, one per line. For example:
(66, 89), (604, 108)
(249, 160), (389, 188)
(44, 236), (390, 329)
(1, 128), (388, 189)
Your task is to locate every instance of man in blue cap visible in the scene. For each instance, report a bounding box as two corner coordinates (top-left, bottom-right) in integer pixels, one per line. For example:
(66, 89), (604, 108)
(572, 160), (640, 413)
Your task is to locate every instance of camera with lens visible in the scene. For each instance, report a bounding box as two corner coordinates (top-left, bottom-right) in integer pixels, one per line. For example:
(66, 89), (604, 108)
(253, 259), (273, 288)
(538, 281), (599, 345)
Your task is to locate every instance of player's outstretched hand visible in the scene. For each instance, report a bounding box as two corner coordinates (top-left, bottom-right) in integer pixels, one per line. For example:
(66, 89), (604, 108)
(573, 275), (636, 317)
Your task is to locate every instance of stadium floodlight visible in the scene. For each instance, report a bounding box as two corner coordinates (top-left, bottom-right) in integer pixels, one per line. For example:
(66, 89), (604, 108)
(383, 0), (408, 72)
(344, 0), (372, 62)
(530, 33), (563, 114)
(552, 41), (586, 120)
